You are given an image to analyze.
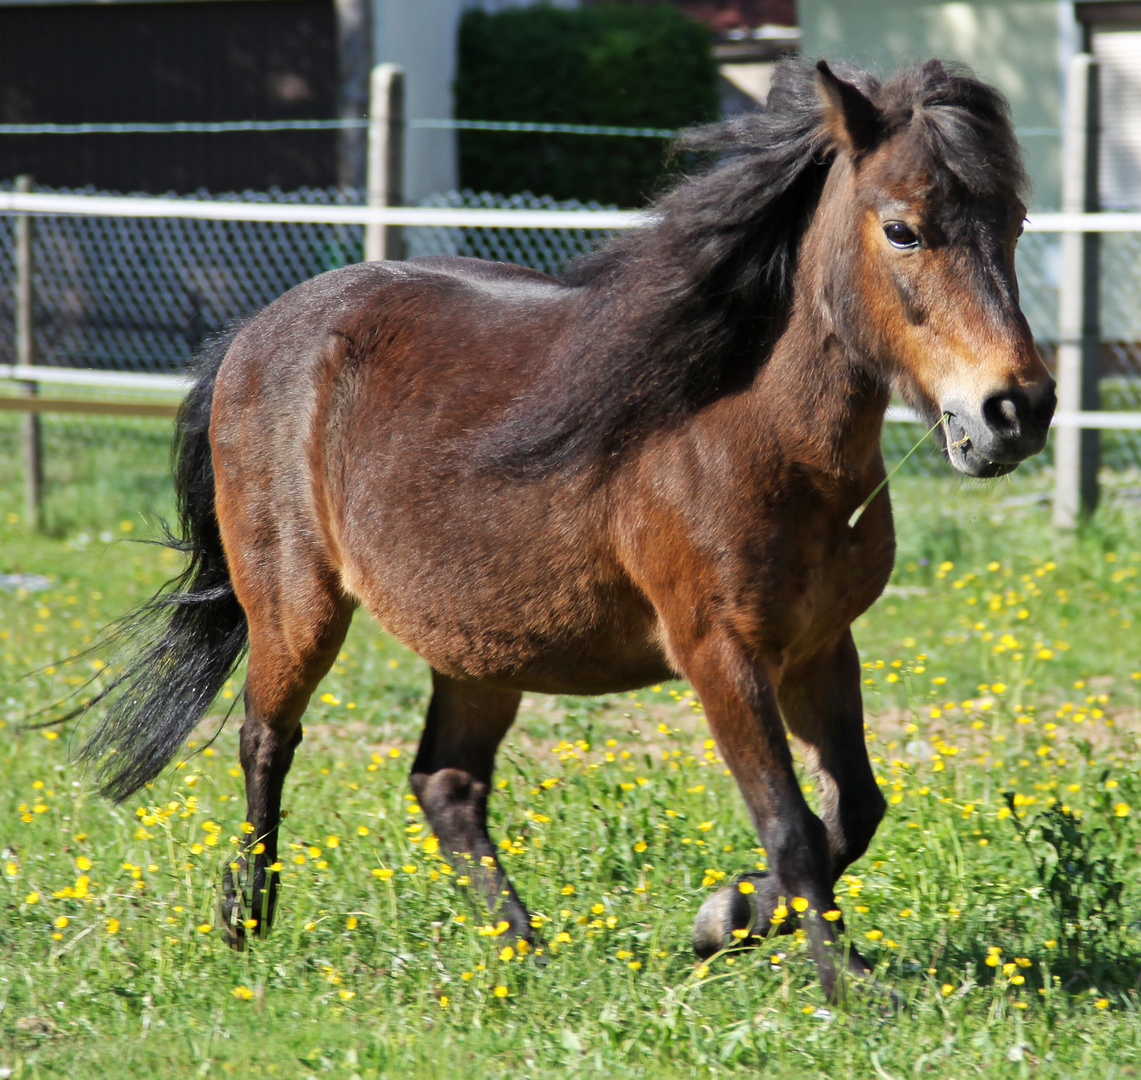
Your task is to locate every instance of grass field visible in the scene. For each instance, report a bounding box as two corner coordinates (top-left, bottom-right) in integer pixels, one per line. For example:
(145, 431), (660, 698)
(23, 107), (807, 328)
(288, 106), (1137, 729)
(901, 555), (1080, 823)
(4, 418), (1141, 1077)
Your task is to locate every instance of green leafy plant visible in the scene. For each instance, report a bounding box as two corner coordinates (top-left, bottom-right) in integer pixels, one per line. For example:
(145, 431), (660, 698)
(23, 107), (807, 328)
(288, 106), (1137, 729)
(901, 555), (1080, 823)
(454, 4), (719, 206)
(1003, 791), (1125, 965)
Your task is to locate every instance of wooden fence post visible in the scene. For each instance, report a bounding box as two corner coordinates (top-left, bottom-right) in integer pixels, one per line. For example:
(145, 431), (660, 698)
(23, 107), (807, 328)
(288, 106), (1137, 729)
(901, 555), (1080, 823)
(365, 63), (405, 262)
(1052, 53), (1101, 528)
(14, 174), (43, 532)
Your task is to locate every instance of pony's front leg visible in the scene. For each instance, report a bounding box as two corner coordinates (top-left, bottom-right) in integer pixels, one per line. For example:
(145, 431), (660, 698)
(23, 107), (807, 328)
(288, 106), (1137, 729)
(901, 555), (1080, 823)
(683, 643), (863, 1001)
(694, 633), (882, 985)
(778, 631), (886, 883)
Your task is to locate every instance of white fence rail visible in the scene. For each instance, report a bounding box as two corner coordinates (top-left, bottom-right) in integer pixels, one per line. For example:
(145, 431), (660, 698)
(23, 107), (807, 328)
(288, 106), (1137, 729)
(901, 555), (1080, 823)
(0, 192), (1138, 435)
(0, 189), (1138, 233)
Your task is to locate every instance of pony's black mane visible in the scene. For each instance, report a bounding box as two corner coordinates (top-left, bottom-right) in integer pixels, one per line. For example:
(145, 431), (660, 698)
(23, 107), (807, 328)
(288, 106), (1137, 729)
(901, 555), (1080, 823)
(482, 58), (1026, 476)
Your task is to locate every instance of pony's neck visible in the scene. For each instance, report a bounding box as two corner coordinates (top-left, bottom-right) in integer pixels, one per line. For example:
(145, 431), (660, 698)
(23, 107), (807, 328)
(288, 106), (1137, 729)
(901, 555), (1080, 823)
(762, 320), (890, 479)
(774, 161), (895, 474)
(742, 191), (892, 480)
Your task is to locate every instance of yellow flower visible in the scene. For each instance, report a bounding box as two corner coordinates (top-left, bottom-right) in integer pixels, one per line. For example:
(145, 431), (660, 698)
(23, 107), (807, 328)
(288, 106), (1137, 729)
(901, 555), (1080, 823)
(493, 985), (509, 999)
(865, 929), (883, 941)
(822, 909), (842, 922)
(628, 961), (642, 971)
(232, 985), (255, 1000)
(54, 916), (69, 929)
(791, 896), (809, 913)
(1115, 803), (1131, 818)
(438, 995), (450, 1008)
(372, 867), (394, 881)
(499, 946), (515, 962)
(75, 855), (92, 871)
(561, 884), (575, 895)
(105, 918), (120, 933)
(941, 983), (954, 996)
(24, 891), (39, 905)
(346, 916), (359, 930)
(1095, 998), (1109, 1009)
(197, 923), (212, 933)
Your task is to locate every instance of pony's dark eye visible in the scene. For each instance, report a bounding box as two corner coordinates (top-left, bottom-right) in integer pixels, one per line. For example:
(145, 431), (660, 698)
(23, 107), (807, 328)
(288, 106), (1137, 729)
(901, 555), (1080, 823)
(883, 221), (920, 249)
(1017, 219), (1026, 239)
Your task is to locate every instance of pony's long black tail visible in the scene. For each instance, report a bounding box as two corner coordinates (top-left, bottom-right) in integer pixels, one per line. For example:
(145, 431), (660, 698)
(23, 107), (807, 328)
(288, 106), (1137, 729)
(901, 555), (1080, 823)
(72, 333), (249, 802)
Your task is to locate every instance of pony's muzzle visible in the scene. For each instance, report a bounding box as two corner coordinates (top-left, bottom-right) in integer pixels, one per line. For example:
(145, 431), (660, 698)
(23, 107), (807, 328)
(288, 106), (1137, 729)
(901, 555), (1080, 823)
(942, 379), (1056, 477)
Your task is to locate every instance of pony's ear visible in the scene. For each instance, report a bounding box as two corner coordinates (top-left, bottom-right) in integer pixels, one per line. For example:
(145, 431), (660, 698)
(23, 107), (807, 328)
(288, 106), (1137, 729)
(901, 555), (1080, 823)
(816, 60), (884, 154)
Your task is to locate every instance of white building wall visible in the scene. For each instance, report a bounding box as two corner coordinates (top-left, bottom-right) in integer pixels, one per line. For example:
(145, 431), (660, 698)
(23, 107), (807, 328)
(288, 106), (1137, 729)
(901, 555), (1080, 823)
(374, 0), (463, 201)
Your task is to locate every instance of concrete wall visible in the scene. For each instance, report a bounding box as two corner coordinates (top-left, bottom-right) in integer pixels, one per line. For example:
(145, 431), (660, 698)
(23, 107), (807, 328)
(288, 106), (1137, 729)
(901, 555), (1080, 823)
(799, 0), (1076, 210)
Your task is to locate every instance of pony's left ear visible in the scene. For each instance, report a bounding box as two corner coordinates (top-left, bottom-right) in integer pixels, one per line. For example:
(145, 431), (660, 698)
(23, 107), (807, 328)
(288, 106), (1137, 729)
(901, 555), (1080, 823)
(816, 60), (884, 154)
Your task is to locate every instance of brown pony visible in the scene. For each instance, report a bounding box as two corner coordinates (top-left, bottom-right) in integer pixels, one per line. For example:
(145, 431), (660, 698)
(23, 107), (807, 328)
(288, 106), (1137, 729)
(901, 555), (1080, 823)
(71, 60), (1055, 1001)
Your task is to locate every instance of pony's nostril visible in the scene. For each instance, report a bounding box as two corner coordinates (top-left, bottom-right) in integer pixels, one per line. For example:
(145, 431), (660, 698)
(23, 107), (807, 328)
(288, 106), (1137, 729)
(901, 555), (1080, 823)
(982, 392), (1023, 438)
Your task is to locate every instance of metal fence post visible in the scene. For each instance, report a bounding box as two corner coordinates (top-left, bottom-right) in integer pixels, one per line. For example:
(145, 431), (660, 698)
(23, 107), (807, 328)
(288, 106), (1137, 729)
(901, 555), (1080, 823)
(14, 174), (44, 532)
(365, 63), (405, 262)
(1052, 53), (1101, 528)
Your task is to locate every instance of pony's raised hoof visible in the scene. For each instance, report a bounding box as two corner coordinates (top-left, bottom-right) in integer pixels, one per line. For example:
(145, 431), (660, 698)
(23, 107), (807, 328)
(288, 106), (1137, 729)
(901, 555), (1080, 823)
(692, 872), (793, 959)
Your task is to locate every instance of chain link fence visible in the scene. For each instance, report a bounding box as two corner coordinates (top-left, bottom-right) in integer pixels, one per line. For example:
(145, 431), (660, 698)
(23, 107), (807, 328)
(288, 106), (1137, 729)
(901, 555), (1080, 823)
(1, 182), (1140, 530)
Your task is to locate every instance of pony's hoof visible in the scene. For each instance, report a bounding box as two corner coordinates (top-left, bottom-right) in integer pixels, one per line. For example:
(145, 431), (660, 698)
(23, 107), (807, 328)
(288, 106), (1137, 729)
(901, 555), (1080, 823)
(693, 872), (791, 959)
(219, 857), (249, 952)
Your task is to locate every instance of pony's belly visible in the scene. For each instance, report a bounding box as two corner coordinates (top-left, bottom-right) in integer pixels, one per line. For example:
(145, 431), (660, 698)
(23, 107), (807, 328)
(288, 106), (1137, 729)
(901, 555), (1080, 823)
(478, 646), (677, 697)
(357, 579), (676, 696)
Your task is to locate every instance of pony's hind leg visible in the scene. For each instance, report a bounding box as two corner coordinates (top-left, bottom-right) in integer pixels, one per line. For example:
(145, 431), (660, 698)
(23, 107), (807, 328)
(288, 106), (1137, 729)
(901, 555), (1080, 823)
(411, 673), (530, 941)
(219, 580), (354, 949)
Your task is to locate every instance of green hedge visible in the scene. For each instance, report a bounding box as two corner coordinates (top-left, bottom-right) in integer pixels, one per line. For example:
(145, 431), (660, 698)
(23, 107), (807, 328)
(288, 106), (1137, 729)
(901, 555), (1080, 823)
(454, 4), (719, 207)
